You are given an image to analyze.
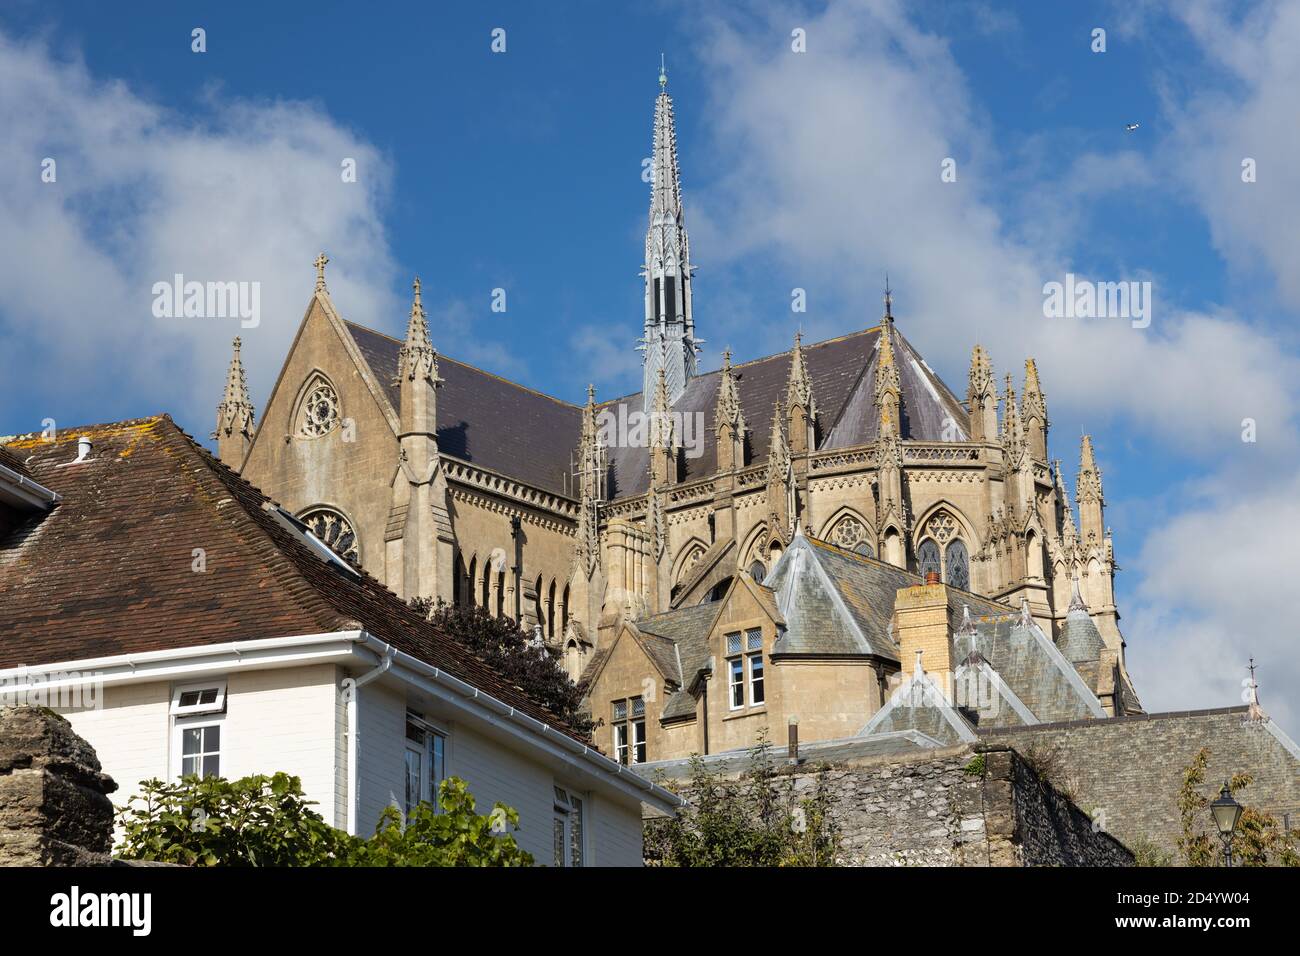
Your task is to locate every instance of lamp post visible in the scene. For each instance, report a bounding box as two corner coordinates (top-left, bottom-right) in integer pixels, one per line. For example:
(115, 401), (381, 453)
(1210, 780), (1243, 867)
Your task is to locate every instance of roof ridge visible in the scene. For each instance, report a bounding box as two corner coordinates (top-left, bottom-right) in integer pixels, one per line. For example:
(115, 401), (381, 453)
(344, 320), (583, 410)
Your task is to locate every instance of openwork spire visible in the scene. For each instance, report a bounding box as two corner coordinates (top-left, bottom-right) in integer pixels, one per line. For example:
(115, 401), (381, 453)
(214, 336), (255, 444)
(766, 401), (791, 483)
(968, 344), (993, 398)
(1077, 434), (1104, 503)
(1055, 460), (1079, 544)
(1067, 572), (1089, 613)
(574, 385), (605, 574)
(641, 68), (698, 410)
(1022, 358), (1048, 422)
(398, 276), (439, 383)
(787, 330), (814, 414)
(714, 349), (745, 435)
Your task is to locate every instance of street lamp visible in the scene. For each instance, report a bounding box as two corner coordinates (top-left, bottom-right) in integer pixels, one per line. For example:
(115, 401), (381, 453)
(1210, 780), (1243, 867)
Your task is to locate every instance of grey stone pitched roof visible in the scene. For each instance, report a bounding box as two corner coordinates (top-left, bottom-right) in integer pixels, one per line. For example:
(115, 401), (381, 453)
(1058, 606), (1106, 664)
(602, 326), (969, 499)
(953, 614), (1106, 726)
(766, 534), (1008, 661)
(860, 669), (978, 745)
(345, 321), (582, 497)
(636, 602), (720, 722)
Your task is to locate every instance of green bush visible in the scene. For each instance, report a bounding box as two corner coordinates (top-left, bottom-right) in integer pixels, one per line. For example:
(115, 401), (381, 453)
(116, 772), (532, 867)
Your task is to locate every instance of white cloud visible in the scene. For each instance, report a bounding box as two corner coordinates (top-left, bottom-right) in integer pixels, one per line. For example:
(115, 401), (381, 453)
(681, 0), (1300, 455)
(0, 30), (399, 434)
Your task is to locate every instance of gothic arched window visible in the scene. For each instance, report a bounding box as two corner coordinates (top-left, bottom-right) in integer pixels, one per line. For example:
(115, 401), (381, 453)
(297, 375), (341, 438)
(298, 507), (359, 563)
(748, 560), (766, 584)
(917, 538), (941, 579)
(830, 514), (869, 552)
(945, 539), (970, 591)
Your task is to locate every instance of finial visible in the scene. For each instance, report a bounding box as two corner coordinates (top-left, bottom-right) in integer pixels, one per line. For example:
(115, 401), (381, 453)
(1068, 572), (1088, 613)
(232, 336), (241, 352)
(723, 347), (732, 367)
(659, 53), (667, 88)
(913, 648), (924, 678)
(587, 383), (595, 404)
(794, 329), (802, 347)
(314, 252), (329, 292)
(883, 273), (893, 321)
(1019, 597), (1033, 627)
(1246, 657), (1267, 723)
(412, 275), (423, 309)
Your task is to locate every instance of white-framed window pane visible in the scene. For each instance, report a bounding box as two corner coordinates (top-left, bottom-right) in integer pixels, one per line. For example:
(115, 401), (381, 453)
(632, 719), (646, 764)
(749, 653), (765, 705)
(404, 747), (423, 814)
(569, 796), (584, 868)
(730, 657), (744, 709)
(553, 817), (566, 867)
(614, 723), (629, 765)
(430, 732), (446, 799)
(180, 724), (220, 779)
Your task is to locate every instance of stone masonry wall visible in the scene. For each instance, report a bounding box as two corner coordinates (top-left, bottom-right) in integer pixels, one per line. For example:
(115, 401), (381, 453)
(981, 707), (1300, 858)
(656, 742), (1133, 866)
(0, 705), (119, 866)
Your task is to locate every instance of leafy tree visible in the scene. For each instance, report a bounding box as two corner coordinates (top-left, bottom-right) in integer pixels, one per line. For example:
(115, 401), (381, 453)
(644, 739), (839, 867)
(116, 772), (355, 866)
(410, 599), (595, 739)
(1176, 747), (1299, 867)
(116, 772), (533, 867)
(358, 777), (533, 867)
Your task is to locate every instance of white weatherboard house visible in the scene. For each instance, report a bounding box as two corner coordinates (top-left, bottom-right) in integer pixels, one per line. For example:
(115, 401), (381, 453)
(0, 417), (678, 865)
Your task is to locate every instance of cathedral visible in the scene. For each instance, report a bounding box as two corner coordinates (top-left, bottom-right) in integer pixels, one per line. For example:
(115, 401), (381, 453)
(214, 69), (1142, 757)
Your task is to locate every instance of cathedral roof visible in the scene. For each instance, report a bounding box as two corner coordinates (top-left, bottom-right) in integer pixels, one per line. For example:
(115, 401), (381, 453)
(603, 325), (970, 499)
(0, 415), (585, 743)
(346, 321), (582, 497)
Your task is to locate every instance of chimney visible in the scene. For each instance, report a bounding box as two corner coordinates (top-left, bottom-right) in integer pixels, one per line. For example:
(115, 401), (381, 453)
(895, 577), (954, 691)
(74, 436), (92, 463)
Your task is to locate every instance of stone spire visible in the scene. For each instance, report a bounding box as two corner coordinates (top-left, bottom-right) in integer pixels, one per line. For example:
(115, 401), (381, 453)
(574, 385), (605, 575)
(1067, 572), (1088, 613)
(766, 401), (792, 542)
(1077, 435), (1104, 546)
(640, 64), (698, 410)
(875, 322), (902, 439)
(649, 366), (676, 488)
(391, 277), (451, 603)
(1055, 460), (1079, 550)
(714, 349), (746, 472)
(786, 331), (816, 456)
(214, 336), (256, 469)
(967, 344), (997, 442)
(1246, 658), (1267, 723)
(1022, 359), (1049, 460)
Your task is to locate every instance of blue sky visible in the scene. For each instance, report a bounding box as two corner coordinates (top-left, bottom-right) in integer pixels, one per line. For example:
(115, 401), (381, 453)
(1, 1), (1297, 725)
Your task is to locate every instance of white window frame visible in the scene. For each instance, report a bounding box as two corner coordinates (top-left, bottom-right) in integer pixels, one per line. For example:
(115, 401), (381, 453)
(170, 680), (227, 717)
(632, 717), (647, 765)
(404, 712), (448, 812)
(552, 786), (586, 868)
(748, 652), (765, 705)
(613, 721), (630, 766)
(171, 715), (224, 781)
(729, 655), (745, 710)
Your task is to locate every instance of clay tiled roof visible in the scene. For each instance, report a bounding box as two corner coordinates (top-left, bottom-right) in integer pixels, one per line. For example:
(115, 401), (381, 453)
(345, 322), (582, 497)
(0, 416), (581, 742)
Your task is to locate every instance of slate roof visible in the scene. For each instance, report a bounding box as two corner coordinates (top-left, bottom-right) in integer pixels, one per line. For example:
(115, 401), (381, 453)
(0, 446), (34, 480)
(1058, 605), (1106, 664)
(602, 325), (970, 499)
(635, 602), (719, 721)
(953, 614), (1105, 727)
(0, 415), (583, 742)
(345, 322), (582, 497)
(766, 533), (1008, 661)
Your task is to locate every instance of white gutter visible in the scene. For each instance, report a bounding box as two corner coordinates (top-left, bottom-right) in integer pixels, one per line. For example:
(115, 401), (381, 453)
(0, 459), (60, 510)
(342, 643), (395, 836)
(353, 633), (683, 814)
(0, 631), (365, 692)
